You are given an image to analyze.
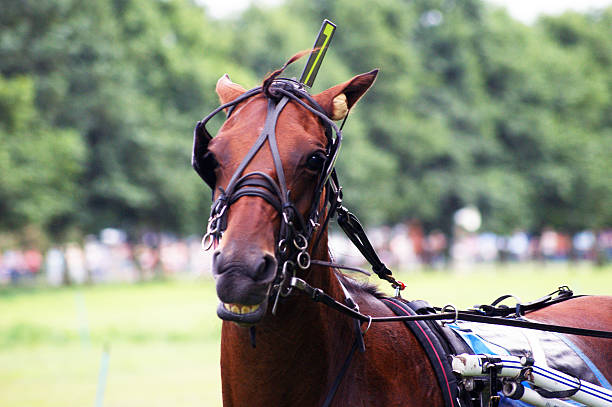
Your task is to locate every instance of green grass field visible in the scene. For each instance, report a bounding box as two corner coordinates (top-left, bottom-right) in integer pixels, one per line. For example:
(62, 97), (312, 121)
(1, 263), (610, 407)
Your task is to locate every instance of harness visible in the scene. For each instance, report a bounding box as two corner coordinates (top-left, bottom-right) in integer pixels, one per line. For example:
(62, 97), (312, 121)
(289, 277), (612, 406)
(192, 76), (612, 407)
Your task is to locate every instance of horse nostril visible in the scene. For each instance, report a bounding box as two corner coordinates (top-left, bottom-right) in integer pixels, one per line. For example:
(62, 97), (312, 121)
(255, 254), (277, 281)
(212, 250), (224, 277)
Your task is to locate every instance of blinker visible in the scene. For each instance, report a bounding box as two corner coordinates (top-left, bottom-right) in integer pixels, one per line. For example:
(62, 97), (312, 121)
(192, 120), (216, 190)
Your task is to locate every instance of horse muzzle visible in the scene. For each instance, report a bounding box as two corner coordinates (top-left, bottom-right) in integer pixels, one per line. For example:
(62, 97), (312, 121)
(212, 249), (278, 324)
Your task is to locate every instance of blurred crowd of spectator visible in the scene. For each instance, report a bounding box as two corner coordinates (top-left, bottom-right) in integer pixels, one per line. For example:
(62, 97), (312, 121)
(332, 223), (612, 271)
(1, 226), (611, 286)
(0, 229), (212, 286)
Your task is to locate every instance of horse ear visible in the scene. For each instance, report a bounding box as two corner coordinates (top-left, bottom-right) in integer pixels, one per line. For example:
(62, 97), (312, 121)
(216, 74), (247, 114)
(313, 69), (379, 121)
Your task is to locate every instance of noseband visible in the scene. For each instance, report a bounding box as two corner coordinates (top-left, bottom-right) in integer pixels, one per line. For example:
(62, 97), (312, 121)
(192, 79), (343, 300)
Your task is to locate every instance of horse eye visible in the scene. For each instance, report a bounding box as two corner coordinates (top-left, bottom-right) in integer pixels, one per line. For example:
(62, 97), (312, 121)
(306, 153), (326, 171)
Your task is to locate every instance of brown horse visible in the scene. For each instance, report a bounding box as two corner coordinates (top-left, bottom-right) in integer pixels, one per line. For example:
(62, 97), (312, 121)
(194, 58), (612, 407)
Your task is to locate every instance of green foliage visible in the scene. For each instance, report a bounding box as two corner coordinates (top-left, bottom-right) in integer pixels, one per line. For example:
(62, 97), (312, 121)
(0, 75), (84, 233)
(0, 0), (249, 236)
(1, 0), (611, 238)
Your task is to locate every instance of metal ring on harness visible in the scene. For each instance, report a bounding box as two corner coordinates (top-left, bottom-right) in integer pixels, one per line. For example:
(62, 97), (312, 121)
(201, 233), (215, 251)
(441, 304), (458, 327)
(362, 315), (373, 335)
(206, 220), (218, 235)
(278, 239), (288, 255)
(282, 211), (293, 226)
(279, 260), (296, 297)
(293, 234), (308, 250)
(310, 218), (320, 230)
(297, 250), (311, 270)
(214, 203), (227, 219)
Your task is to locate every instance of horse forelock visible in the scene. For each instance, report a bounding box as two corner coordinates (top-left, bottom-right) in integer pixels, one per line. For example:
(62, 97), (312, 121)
(262, 49), (312, 95)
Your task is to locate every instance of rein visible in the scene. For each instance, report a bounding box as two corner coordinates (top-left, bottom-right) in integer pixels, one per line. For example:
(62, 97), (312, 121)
(289, 278), (612, 339)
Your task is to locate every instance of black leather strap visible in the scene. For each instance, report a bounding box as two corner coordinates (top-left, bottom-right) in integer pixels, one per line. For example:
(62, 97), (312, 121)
(474, 286), (578, 317)
(535, 385), (581, 399)
(336, 206), (396, 285)
(321, 337), (360, 407)
(289, 278), (612, 339)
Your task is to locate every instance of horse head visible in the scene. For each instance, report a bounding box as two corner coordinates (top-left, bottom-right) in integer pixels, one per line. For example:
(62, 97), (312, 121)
(193, 53), (377, 324)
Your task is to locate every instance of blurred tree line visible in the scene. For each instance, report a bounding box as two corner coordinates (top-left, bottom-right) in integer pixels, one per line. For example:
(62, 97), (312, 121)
(1, 0), (611, 244)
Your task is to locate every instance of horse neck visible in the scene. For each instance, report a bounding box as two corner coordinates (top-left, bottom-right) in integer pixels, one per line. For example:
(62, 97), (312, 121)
(220, 229), (355, 405)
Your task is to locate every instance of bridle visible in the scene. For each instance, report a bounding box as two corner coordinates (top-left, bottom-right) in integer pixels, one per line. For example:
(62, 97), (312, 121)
(192, 78), (344, 306)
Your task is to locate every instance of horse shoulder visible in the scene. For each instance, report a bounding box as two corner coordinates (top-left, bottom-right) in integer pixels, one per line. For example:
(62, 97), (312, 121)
(337, 289), (446, 406)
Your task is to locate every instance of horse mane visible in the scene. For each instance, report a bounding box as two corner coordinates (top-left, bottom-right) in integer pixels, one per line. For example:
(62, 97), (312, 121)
(338, 272), (386, 299)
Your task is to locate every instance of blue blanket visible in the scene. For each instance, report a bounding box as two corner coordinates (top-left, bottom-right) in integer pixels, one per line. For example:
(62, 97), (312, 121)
(448, 320), (612, 406)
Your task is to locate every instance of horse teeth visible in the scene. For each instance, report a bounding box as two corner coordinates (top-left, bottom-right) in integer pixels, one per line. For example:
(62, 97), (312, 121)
(224, 303), (260, 314)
